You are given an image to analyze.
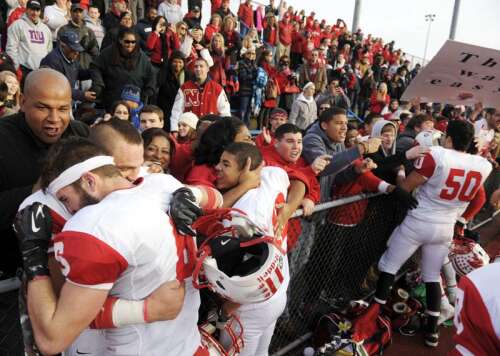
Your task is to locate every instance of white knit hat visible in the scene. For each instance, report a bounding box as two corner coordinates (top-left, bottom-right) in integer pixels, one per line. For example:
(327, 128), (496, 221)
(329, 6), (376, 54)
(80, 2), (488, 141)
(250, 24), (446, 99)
(303, 82), (315, 91)
(179, 112), (199, 130)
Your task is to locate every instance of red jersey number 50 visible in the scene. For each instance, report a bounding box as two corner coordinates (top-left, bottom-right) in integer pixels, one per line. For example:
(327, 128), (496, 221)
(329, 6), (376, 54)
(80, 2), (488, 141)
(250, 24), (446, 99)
(440, 169), (482, 202)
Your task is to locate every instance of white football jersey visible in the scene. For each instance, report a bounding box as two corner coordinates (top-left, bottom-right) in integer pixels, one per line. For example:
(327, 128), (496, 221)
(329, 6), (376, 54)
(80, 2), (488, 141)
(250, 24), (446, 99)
(409, 146), (492, 224)
(452, 262), (500, 356)
(229, 166), (291, 302)
(53, 177), (181, 355)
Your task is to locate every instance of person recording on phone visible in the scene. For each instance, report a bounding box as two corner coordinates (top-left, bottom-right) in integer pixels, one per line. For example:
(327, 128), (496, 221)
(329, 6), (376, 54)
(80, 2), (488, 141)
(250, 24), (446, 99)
(316, 78), (351, 111)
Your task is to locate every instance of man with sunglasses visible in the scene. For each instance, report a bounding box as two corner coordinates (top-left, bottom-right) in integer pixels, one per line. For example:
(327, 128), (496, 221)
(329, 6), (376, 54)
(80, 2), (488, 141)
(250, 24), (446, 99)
(6, 0), (52, 81)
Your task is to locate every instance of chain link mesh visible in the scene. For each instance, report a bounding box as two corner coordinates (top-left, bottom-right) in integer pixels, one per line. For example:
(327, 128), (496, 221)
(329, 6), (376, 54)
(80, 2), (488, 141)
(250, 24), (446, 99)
(270, 194), (408, 354)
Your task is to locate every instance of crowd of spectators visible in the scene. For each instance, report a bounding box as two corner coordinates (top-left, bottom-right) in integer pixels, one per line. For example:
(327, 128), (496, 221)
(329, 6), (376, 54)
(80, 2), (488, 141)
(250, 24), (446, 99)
(0, 0), (499, 354)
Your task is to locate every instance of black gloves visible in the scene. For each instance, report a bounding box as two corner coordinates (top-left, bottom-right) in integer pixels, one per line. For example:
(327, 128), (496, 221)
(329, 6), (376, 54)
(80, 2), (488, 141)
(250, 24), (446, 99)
(170, 188), (203, 235)
(391, 186), (418, 210)
(13, 203), (52, 281)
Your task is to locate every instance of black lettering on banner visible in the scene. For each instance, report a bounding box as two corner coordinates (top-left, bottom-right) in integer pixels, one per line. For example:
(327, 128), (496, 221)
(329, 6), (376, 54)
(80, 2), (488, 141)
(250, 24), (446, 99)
(481, 75), (495, 81)
(459, 52), (479, 63)
(472, 85), (483, 90)
(450, 82), (463, 88)
(482, 58), (497, 68)
(430, 79), (442, 85)
(460, 70), (477, 77)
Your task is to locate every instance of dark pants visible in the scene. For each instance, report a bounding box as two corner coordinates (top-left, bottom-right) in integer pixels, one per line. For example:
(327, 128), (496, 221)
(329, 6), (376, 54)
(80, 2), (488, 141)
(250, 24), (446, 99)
(239, 95), (252, 126)
(0, 289), (24, 355)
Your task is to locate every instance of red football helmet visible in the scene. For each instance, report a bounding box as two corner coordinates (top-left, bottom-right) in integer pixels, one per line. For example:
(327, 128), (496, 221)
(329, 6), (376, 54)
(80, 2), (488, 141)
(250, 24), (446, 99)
(449, 238), (490, 277)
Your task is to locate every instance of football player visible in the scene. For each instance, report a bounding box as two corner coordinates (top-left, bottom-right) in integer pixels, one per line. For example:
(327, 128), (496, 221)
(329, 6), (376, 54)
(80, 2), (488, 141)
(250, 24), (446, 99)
(367, 120), (493, 347)
(15, 137), (220, 355)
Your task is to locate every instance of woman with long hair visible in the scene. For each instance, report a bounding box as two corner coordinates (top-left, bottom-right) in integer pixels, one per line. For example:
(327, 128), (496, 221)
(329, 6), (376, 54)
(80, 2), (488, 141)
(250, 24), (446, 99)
(0, 71), (20, 114)
(369, 82), (391, 115)
(90, 28), (155, 110)
(208, 33), (229, 87)
(221, 16), (242, 64)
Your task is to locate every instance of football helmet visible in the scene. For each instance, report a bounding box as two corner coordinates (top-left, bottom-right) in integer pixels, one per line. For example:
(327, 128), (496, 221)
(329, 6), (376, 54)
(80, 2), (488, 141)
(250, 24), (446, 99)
(415, 129), (443, 147)
(192, 209), (287, 304)
(199, 314), (244, 356)
(449, 238), (490, 277)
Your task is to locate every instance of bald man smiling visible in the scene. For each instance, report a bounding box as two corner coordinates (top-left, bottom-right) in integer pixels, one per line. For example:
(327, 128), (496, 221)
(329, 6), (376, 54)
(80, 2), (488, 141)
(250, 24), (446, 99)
(0, 68), (89, 353)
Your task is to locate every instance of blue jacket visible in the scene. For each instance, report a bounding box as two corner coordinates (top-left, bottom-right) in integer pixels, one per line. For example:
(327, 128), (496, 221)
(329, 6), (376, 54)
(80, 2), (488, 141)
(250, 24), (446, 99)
(40, 47), (91, 102)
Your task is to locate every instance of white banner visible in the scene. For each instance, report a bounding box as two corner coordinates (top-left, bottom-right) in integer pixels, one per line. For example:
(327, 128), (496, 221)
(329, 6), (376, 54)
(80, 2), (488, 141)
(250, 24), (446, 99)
(401, 40), (500, 109)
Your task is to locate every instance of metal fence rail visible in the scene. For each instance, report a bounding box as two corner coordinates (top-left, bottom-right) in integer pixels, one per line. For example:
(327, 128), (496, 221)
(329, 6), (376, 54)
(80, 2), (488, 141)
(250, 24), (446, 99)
(270, 193), (408, 355)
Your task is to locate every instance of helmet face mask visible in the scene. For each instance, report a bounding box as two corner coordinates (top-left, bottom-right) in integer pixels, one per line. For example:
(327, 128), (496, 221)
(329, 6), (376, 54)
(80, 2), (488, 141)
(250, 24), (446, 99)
(415, 129), (443, 148)
(193, 209), (287, 304)
(449, 238), (490, 277)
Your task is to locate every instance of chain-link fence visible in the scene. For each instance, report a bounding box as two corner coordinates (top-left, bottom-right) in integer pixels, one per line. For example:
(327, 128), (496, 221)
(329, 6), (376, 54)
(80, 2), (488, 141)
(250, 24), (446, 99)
(270, 193), (409, 355)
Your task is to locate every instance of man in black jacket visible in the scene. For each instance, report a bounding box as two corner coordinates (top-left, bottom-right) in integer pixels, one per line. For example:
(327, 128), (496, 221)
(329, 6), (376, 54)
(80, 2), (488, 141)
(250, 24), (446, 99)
(40, 31), (96, 103)
(0, 68), (89, 353)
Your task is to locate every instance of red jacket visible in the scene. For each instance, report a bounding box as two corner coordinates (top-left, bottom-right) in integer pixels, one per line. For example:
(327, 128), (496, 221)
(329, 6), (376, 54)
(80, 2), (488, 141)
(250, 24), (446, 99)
(291, 30), (305, 54)
(328, 163), (383, 226)
(185, 164), (217, 188)
(211, 0), (223, 14)
(169, 136), (195, 182)
(179, 79), (227, 119)
(255, 132), (276, 148)
(369, 92), (390, 114)
(146, 31), (180, 65)
(204, 23), (220, 43)
(278, 20), (293, 46)
(260, 145), (320, 203)
(238, 3), (254, 28)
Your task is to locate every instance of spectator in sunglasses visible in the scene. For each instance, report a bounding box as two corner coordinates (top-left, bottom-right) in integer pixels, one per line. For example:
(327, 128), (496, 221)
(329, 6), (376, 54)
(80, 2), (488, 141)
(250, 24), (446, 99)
(90, 28), (156, 111)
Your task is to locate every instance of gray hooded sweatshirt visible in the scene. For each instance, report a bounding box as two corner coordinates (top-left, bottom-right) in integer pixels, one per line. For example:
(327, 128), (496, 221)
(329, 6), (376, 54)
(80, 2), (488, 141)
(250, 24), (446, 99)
(6, 14), (52, 70)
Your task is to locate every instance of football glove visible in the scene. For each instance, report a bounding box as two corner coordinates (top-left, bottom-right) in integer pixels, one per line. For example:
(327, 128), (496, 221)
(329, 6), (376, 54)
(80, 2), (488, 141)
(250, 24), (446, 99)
(170, 188), (203, 236)
(13, 203), (52, 280)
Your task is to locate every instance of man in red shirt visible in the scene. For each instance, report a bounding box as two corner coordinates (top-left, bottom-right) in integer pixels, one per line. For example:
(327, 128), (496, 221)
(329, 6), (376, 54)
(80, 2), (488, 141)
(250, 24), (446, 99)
(237, 0), (253, 37)
(260, 123), (330, 247)
(277, 14), (293, 66)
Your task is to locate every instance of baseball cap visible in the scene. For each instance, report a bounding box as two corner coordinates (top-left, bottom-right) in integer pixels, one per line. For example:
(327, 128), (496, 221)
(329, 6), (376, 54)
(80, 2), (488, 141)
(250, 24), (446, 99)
(71, 1), (85, 11)
(192, 6), (201, 12)
(59, 31), (85, 52)
(26, 0), (42, 10)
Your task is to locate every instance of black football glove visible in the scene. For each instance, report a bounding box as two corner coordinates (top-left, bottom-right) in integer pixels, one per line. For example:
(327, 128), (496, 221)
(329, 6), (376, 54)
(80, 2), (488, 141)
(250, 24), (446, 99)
(391, 186), (418, 210)
(13, 203), (52, 280)
(170, 188), (203, 236)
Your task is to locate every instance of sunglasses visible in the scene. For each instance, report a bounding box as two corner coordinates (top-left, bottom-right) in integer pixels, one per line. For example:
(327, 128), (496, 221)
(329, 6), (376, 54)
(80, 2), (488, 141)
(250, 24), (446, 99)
(320, 106), (330, 110)
(123, 40), (136, 44)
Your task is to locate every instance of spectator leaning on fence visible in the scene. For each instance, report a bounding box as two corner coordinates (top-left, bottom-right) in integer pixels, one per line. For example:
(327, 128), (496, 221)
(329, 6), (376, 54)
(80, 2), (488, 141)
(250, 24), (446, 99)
(302, 107), (382, 201)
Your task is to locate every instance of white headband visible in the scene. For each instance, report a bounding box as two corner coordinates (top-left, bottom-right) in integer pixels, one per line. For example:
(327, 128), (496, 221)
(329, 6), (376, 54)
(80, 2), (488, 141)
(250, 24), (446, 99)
(48, 156), (115, 196)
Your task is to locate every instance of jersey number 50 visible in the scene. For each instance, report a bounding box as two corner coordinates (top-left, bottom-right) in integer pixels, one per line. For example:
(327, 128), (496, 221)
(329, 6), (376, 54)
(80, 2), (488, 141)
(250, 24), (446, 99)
(440, 169), (482, 202)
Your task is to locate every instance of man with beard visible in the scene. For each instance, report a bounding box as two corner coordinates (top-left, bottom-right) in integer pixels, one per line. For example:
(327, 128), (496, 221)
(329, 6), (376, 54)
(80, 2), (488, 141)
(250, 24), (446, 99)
(15, 137), (222, 355)
(90, 28), (155, 111)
